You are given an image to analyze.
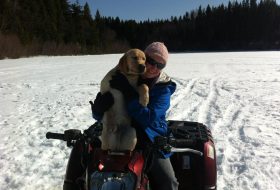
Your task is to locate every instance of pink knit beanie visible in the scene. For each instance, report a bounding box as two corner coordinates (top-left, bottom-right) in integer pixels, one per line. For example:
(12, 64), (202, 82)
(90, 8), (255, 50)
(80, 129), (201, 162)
(144, 42), (169, 65)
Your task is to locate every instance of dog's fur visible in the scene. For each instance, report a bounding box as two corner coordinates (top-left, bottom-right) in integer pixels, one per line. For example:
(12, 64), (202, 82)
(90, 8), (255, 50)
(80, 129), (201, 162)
(100, 49), (149, 151)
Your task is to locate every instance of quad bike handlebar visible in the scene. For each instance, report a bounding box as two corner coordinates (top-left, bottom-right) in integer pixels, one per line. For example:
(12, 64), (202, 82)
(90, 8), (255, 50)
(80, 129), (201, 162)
(46, 132), (66, 141)
(46, 129), (83, 147)
(154, 136), (203, 156)
(46, 122), (203, 156)
(170, 147), (203, 156)
(46, 122), (103, 146)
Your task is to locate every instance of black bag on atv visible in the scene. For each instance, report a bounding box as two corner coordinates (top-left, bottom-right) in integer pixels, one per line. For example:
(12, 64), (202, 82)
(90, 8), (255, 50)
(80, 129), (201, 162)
(167, 120), (217, 190)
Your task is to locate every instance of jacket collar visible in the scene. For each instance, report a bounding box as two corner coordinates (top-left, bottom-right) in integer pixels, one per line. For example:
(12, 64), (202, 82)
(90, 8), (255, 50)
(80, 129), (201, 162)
(155, 71), (171, 84)
(139, 72), (172, 88)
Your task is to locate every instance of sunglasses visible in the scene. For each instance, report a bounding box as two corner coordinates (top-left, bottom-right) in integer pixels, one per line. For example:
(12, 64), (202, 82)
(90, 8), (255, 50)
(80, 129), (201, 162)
(146, 56), (166, 70)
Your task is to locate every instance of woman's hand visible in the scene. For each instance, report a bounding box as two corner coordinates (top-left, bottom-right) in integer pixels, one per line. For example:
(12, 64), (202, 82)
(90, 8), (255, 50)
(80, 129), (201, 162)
(89, 92), (114, 115)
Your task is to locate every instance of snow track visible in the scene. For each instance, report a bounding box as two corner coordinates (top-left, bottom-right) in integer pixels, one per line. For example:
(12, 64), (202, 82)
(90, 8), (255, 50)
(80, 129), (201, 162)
(1, 52), (280, 189)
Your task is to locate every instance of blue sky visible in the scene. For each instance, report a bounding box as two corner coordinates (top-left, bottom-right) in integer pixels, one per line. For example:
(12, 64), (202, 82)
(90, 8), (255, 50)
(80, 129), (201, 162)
(71, 0), (280, 21)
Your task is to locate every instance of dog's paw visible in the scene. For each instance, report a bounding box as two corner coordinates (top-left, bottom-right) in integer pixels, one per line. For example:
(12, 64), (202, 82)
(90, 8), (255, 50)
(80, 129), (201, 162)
(138, 84), (149, 107)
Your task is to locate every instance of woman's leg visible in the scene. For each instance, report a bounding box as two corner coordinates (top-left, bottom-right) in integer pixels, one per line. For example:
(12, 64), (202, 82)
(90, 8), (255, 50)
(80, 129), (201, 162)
(148, 154), (179, 190)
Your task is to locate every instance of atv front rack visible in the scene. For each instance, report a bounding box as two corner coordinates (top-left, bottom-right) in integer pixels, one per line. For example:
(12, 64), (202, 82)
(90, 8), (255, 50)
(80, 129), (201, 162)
(167, 120), (214, 148)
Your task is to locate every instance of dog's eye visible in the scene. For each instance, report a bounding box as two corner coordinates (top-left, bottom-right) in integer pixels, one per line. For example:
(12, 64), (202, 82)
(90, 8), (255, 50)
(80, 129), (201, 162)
(133, 56), (138, 60)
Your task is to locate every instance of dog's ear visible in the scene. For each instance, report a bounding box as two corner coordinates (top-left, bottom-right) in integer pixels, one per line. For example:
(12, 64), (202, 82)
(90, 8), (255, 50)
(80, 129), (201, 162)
(118, 54), (129, 73)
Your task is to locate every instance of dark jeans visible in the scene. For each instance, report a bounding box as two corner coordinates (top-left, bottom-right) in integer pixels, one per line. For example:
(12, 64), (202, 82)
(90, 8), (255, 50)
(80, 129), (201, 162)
(147, 153), (179, 190)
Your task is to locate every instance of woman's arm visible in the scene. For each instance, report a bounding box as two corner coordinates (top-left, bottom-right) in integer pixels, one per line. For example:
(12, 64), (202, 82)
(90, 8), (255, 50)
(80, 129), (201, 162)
(127, 86), (172, 130)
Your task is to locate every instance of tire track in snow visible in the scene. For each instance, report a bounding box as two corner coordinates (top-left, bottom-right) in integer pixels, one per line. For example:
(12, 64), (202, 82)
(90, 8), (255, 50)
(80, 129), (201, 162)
(210, 86), (261, 189)
(167, 78), (198, 119)
(213, 103), (243, 171)
(197, 79), (218, 128)
(209, 79), (280, 189)
(214, 104), (267, 190)
(170, 78), (197, 108)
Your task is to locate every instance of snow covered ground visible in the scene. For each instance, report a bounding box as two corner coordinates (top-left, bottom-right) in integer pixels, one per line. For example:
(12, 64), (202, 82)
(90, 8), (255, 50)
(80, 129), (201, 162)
(0, 51), (280, 190)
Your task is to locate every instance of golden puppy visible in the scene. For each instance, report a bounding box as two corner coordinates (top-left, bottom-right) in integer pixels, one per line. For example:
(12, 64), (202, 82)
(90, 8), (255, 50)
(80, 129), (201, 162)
(100, 49), (149, 151)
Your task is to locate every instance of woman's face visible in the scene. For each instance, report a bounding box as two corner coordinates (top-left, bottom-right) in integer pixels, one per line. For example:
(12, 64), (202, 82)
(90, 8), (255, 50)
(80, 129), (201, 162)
(144, 62), (161, 78)
(144, 57), (166, 78)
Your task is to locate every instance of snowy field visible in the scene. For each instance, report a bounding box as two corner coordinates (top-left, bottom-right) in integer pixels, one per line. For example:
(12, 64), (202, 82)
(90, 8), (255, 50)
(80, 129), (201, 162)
(0, 51), (280, 190)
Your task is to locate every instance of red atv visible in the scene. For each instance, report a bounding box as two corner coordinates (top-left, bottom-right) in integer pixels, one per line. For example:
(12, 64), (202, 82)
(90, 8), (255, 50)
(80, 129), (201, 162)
(46, 120), (217, 190)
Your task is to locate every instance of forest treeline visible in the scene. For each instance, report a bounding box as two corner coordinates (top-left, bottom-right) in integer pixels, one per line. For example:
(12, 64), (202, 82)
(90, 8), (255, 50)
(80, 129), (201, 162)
(0, 0), (280, 59)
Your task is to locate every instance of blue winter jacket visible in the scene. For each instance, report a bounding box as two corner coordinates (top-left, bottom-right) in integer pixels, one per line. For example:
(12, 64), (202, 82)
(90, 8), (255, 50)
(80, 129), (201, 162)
(127, 72), (176, 158)
(93, 72), (176, 158)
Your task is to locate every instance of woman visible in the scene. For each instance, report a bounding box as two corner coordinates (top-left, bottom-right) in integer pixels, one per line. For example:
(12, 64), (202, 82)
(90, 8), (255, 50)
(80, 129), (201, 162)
(95, 42), (178, 190)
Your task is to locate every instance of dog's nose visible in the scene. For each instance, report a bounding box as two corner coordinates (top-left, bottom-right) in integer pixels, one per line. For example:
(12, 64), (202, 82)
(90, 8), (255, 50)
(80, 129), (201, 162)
(138, 64), (146, 73)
